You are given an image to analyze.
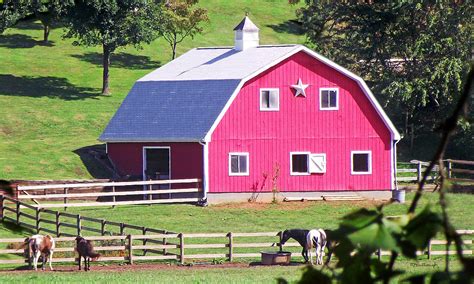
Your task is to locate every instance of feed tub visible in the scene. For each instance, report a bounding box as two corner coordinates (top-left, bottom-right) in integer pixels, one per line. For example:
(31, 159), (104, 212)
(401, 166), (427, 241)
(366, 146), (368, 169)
(260, 251), (291, 265)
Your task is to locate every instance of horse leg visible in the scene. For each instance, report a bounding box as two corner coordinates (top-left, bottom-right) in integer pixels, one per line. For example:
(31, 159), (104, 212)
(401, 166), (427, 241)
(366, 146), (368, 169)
(302, 248), (309, 263)
(48, 250), (54, 270)
(41, 254), (46, 271)
(33, 252), (39, 271)
(78, 253), (81, 270)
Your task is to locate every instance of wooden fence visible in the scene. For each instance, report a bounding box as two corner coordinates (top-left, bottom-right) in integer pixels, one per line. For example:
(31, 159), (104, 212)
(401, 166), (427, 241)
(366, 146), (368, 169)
(0, 231), (472, 266)
(16, 178), (202, 208)
(396, 159), (474, 183)
(0, 195), (172, 238)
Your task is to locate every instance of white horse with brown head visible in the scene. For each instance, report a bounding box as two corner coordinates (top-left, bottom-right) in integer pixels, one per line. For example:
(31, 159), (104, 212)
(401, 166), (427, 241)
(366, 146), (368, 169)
(24, 234), (55, 271)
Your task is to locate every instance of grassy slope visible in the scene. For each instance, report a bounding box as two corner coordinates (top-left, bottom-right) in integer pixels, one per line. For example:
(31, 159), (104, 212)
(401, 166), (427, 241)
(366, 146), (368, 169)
(0, 0), (304, 180)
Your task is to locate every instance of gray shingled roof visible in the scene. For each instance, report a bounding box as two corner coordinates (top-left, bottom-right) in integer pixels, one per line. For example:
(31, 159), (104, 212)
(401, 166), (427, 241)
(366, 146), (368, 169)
(99, 80), (241, 142)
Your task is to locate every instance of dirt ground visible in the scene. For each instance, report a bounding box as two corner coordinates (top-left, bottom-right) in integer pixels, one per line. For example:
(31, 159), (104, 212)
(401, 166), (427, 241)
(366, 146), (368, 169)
(0, 262), (297, 274)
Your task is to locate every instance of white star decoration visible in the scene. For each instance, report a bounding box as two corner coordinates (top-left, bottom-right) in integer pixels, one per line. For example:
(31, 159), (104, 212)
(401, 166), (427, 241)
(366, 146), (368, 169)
(291, 78), (309, 97)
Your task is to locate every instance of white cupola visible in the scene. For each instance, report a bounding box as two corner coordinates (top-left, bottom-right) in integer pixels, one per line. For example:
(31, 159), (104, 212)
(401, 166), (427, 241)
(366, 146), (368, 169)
(233, 16), (259, 51)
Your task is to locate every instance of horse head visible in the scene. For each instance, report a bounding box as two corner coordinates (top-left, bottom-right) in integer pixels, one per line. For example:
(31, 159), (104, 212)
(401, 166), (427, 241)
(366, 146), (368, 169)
(280, 230), (291, 245)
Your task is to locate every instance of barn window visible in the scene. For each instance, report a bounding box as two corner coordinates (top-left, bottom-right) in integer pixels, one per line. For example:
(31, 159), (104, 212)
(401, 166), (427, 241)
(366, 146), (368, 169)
(351, 151), (372, 175)
(290, 152), (310, 175)
(260, 88), (279, 111)
(229, 152), (249, 176)
(320, 88), (338, 110)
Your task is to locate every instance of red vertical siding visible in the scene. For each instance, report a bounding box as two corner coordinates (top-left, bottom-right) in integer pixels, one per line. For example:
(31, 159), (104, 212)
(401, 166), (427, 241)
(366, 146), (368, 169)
(209, 51), (392, 193)
(107, 142), (203, 181)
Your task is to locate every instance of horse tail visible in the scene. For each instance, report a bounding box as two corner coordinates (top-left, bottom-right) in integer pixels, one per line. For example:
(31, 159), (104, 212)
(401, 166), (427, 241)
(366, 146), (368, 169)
(90, 252), (101, 260)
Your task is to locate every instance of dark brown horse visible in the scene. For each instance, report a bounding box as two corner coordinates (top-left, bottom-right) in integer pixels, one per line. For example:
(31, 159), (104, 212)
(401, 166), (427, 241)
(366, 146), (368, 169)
(75, 236), (100, 271)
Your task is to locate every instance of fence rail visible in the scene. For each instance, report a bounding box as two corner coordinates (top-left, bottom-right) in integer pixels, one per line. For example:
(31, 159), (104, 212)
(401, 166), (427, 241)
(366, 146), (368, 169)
(15, 178), (202, 208)
(396, 159), (474, 184)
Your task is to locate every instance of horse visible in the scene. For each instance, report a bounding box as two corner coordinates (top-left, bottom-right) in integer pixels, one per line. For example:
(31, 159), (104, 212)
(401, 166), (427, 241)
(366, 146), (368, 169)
(279, 229), (311, 262)
(75, 236), (101, 271)
(306, 229), (327, 265)
(23, 234), (55, 271)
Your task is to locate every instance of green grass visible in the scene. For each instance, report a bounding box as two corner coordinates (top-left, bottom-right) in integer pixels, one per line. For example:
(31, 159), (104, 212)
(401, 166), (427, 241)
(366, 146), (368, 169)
(0, 0), (305, 180)
(0, 193), (470, 281)
(0, 257), (464, 283)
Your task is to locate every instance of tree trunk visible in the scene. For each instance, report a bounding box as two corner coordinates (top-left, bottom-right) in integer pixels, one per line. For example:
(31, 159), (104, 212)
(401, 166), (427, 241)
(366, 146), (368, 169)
(43, 24), (50, 43)
(102, 44), (111, 95)
(172, 40), (177, 60)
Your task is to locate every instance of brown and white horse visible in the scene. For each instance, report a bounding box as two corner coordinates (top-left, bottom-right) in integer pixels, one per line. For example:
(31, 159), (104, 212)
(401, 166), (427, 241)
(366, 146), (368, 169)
(24, 234), (55, 271)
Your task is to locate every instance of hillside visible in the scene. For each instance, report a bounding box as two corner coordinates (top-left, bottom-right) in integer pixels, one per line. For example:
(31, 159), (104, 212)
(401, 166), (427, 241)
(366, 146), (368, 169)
(0, 0), (305, 180)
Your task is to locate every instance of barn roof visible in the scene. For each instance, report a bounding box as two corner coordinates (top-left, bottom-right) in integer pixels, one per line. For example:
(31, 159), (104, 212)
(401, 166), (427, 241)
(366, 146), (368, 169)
(99, 80), (240, 142)
(100, 44), (400, 143)
(138, 45), (299, 81)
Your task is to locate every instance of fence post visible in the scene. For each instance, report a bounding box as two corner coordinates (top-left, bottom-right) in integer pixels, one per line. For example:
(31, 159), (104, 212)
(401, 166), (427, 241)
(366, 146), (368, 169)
(179, 233), (185, 265)
(16, 201), (20, 225)
(149, 183), (153, 201)
(447, 161), (452, 179)
(120, 223), (125, 246)
(278, 231), (283, 252)
(428, 240), (432, 259)
(163, 230), (168, 256)
(101, 219), (106, 236)
(377, 249), (382, 260)
(64, 188), (68, 211)
(142, 227), (147, 256)
(417, 162), (422, 183)
(35, 208), (40, 234)
(128, 235), (134, 265)
(112, 183), (116, 209)
(0, 195), (4, 221)
(228, 232), (233, 262)
(77, 214), (81, 236)
(55, 211), (60, 237)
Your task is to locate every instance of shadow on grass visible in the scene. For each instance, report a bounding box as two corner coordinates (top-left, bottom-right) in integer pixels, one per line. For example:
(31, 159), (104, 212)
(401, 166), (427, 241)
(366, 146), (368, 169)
(0, 34), (54, 48)
(71, 52), (161, 70)
(0, 220), (31, 236)
(0, 75), (100, 100)
(14, 18), (44, 30)
(73, 144), (117, 180)
(266, 20), (304, 35)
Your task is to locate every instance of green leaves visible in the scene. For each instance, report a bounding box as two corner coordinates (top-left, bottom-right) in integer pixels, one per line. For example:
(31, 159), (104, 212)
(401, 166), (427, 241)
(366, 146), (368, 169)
(319, 205), (444, 283)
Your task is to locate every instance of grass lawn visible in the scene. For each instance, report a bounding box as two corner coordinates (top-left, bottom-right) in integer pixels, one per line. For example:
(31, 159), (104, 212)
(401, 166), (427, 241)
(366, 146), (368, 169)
(0, 192), (470, 282)
(0, 0), (305, 180)
(0, 256), (465, 284)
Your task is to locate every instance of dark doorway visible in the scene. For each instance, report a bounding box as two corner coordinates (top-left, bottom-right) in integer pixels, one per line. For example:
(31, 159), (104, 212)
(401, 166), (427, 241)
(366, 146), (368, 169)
(143, 147), (170, 181)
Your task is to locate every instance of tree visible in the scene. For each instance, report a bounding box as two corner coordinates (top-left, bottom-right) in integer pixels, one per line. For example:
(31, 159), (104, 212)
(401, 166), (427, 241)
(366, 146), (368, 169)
(160, 0), (208, 59)
(293, 1), (472, 147)
(29, 0), (73, 43)
(0, 0), (29, 34)
(63, 0), (159, 95)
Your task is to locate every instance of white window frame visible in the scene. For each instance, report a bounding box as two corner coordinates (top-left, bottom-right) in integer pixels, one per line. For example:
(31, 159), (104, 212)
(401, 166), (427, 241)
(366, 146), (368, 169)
(228, 152), (249, 176)
(319, 87), (339, 110)
(351, 151), (372, 175)
(290, 152), (311, 176)
(259, 88), (280, 111)
(309, 153), (327, 174)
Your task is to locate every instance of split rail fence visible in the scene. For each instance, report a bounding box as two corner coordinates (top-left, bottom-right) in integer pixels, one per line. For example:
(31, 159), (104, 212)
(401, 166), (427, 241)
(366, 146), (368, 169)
(396, 159), (474, 184)
(0, 232), (472, 266)
(0, 196), (472, 266)
(16, 178), (202, 208)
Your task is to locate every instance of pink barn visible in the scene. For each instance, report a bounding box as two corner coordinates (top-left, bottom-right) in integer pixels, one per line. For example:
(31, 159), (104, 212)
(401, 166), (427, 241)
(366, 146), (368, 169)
(100, 17), (401, 203)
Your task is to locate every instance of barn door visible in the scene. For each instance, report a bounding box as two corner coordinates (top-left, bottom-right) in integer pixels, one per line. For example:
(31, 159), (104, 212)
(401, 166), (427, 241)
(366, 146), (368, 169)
(143, 147), (170, 181)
